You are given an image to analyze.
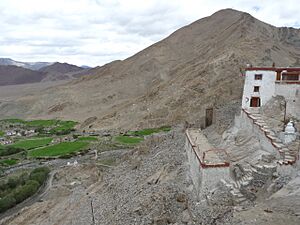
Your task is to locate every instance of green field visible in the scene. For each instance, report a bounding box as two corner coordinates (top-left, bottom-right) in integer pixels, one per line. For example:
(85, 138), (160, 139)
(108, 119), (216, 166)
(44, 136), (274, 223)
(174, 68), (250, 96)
(114, 136), (144, 144)
(127, 126), (171, 136)
(49, 121), (77, 135)
(12, 138), (53, 150)
(0, 119), (77, 135)
(78, 136), (98, 142)
(0, 159), (18, 166)
(28, 141), (89, 157)
(0, 131), (4, 137)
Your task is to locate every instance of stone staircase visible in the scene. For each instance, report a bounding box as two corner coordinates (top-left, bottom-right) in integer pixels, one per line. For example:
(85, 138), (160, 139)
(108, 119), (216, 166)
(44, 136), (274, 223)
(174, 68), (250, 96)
(221, 167), (255, 204)
(221, 179), (247, 204)
(221, 162), (277, 205)
(242, 109), (297, 165)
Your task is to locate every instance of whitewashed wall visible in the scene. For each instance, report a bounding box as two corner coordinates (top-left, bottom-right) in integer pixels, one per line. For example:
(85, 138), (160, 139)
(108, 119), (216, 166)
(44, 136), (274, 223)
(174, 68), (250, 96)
(185, 136), (202, 199)
(185, 135), (230, 199)
(275, 83), (300, 119)
(240, 111), (280, 157)
(242, 70), (276, 109)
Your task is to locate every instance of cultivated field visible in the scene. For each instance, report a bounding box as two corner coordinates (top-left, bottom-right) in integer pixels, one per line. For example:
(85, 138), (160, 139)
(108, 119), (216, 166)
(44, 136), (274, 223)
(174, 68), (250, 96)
(28, 141), (89, 158)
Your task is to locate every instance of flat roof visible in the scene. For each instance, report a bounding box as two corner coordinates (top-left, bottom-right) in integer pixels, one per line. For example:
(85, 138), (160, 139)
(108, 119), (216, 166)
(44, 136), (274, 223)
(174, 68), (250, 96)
(186, 129), (229, 168)
(245, 67), (300, 72)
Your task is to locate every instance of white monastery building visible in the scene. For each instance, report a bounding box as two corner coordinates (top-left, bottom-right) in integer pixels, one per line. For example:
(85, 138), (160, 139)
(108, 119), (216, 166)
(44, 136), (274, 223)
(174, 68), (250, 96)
(242, 66), (300, 119)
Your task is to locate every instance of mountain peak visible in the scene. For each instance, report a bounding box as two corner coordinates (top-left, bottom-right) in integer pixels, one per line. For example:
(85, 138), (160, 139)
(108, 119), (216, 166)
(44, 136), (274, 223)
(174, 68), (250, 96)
(39, 62), (84, 74)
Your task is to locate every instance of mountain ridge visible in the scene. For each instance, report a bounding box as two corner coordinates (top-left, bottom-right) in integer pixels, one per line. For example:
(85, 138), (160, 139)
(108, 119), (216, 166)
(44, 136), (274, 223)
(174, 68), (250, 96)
(0, 8), (300, 131)
(0, 58), (53, 70)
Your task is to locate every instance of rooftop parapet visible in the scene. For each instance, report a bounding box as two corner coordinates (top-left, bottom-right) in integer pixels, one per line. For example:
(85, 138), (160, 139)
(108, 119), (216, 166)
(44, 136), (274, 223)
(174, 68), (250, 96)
(185, 129), (230, 168)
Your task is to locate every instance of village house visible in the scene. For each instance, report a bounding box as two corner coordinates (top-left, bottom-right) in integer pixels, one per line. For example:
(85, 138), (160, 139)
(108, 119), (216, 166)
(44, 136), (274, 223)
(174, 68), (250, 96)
(0, 137), (12, 145)
(6, 130), (17, 136)
(242, 66), (300, 119)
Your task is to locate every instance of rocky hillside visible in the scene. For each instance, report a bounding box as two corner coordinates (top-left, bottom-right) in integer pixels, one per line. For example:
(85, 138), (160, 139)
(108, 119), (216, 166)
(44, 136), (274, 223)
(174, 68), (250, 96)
(1, 9), (300, 130)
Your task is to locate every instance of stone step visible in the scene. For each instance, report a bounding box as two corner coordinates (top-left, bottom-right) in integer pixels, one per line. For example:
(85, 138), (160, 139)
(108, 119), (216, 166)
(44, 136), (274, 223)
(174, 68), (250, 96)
(240, 180), (251, 187)
(277, 160), (284, 165)
(284, 155), (295, 160)
(249, 166), (258, 173)
(243, 175), (253, 182)
(266, 134), (277, 140)
(256, 119), (265, 123)
(234, 182), (241, 189)
(243, 173), (252, 179)
(273, 142), (285, 149)
(281, 148), (289, 152)
(284, 159), (295, 164)
(234, 197), (247, 204)
(230, 190), (244, 198)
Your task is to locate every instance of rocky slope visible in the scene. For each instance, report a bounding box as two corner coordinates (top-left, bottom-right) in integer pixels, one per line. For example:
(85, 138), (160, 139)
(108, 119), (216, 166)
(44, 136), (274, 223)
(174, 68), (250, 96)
(1, 9), (300, 130)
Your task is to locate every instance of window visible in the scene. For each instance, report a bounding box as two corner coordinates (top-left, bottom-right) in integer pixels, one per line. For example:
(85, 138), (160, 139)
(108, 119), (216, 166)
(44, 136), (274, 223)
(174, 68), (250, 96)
(254, 86), (260, 92)
(255, 74), (262, 80)
(282, 73), (299, 81)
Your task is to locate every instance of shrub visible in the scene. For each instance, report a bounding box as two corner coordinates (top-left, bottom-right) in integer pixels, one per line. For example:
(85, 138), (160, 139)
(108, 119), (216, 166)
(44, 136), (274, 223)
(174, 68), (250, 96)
(0, 195), (16, 213)
(7, 177), (19, 189)
(0, 166), (49, 213)
(0, 146), (25, 156)
(13, 180), (40, 204)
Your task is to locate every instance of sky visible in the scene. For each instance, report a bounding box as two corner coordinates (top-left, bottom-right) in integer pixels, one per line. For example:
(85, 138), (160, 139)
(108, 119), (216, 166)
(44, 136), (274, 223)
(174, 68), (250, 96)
(0, 0), (300, 67)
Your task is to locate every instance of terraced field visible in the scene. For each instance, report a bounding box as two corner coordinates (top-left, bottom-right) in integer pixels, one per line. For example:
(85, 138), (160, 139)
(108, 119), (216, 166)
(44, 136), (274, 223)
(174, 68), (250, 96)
(12, 138), (53, 150)
(28, 141), (89, 158)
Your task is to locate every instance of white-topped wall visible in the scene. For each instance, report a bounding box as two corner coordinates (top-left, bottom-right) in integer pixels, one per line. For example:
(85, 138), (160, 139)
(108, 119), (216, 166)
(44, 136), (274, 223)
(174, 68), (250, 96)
(275, 83), (300, 119)
(242, 70), (277, 109)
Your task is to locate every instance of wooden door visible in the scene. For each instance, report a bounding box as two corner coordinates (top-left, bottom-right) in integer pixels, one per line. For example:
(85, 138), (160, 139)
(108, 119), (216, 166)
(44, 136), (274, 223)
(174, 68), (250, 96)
(250, 97), (260, 107)
(205, 108), (213, 127)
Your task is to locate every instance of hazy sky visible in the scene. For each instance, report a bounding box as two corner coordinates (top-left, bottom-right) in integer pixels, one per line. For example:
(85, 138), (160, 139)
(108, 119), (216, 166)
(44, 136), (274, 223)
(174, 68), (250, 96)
(0, 0), (299, 67)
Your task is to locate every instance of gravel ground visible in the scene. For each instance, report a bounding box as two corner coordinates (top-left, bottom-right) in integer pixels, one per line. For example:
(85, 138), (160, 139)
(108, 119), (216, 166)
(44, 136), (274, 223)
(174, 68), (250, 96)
(90, 126), (233, 225)
(6, 125), (299, 225)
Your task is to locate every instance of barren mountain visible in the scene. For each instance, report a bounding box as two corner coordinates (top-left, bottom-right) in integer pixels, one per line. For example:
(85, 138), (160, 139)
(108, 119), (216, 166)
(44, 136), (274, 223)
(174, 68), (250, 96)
(0, 62), (90, 86)
(38, 62), (88, 81)
(0, 65), (47, 86)
(1, 9), (300, 130)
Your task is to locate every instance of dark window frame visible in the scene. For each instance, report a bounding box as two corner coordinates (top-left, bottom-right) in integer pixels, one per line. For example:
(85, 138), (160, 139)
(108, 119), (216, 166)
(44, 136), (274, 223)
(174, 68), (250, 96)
(254, 86), (260, 92)
(254, 74), (263, 80)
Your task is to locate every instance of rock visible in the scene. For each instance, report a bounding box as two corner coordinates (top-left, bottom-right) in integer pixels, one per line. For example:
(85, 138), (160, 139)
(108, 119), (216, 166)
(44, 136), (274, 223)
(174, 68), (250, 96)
(181, 210), (191, 224)
(176, 192), (187, 203)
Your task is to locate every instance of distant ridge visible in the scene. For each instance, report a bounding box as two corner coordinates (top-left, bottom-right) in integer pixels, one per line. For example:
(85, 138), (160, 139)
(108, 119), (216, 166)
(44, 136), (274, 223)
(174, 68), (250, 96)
(0, 65), (47, 86)
(0, 58), (53, 70)
(0, 62), (90, 86)
(38, 62), (88, 81)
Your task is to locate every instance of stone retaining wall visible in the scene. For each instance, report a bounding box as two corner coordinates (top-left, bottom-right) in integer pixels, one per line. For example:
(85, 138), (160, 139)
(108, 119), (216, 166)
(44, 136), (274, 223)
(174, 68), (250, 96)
(239, 110), (280, 157)
(185, 131), (230, 199)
